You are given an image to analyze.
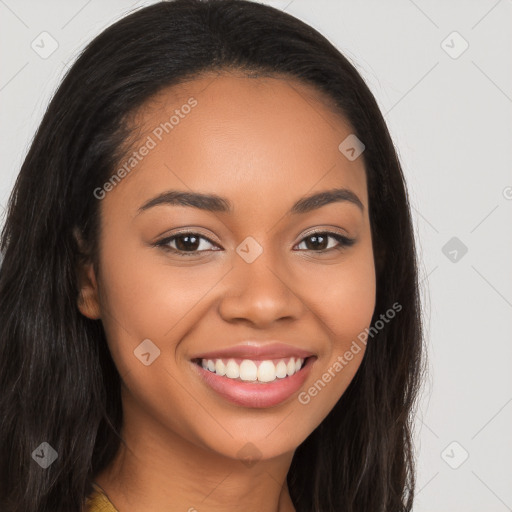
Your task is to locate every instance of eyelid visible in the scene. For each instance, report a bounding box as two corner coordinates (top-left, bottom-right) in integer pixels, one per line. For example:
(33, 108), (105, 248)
(155, 226), (220, 244)
(299, 226), (350, 240)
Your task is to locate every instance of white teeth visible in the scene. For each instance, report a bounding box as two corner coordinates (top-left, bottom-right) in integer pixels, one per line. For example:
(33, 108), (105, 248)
(215, 359), (226, 376)
(275, 361), (288, 379)
(199, 357), (305, 383)
(225, 359), (240, 379)
(257, 360), (277, 382)
(239, 360), (258, 381)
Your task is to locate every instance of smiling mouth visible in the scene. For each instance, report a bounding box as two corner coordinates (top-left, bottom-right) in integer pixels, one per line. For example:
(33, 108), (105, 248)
(191, 356), (314, 384)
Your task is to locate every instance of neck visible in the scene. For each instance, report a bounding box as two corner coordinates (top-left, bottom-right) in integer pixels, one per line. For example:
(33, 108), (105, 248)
(94, 392), (296, 512)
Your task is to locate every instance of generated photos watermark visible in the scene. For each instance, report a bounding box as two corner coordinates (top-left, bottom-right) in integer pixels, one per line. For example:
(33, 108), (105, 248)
(298, 301), (402, 405)
(93, 97), (198, 200)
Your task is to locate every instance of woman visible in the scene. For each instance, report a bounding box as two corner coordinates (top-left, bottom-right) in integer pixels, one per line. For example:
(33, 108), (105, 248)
(0, 1), (424, 511)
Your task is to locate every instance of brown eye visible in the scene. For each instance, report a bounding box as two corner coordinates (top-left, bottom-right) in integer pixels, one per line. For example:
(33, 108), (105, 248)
(173, 234), (201, 252)
(295, 232), (355, 252)
(155, 232), (219, 256)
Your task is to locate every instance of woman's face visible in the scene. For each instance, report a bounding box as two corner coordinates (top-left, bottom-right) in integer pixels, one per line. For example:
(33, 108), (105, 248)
(79, 72), (376, 462)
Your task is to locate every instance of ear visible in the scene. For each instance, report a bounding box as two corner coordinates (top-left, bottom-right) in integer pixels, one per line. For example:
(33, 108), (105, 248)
(74, 227), (101, 320)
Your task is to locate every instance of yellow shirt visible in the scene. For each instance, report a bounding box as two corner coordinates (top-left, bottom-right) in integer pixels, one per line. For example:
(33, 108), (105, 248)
(84, 482), (119, 512)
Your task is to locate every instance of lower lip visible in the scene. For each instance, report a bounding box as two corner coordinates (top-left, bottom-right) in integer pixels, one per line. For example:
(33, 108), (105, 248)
(191, 357), (316, 408)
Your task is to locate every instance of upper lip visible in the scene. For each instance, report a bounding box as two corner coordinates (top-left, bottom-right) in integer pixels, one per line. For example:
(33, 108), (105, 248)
(191, 342), (316, 361)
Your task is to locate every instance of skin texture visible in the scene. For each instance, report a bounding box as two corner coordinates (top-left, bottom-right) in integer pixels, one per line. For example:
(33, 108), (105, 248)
(77, 71), (376, 512)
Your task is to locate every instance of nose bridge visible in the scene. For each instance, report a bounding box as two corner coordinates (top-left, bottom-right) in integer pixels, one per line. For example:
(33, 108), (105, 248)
(218, 238), (302, 325)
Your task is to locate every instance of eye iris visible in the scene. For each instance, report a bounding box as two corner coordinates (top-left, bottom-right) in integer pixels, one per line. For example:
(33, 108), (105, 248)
(175, 234), (200, 251)
(306, 234), (328, 250)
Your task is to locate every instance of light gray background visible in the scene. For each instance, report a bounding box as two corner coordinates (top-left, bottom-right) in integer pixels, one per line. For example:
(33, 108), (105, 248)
(1, 1), (511, 510)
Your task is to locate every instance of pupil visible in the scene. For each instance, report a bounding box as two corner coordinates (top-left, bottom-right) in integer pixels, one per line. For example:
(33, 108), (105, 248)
(176, 235), (199, 251)
(308, 234), (326, 250)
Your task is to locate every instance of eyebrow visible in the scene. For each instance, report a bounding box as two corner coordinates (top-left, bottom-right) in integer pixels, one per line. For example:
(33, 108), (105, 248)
(137, 187), (364, 215)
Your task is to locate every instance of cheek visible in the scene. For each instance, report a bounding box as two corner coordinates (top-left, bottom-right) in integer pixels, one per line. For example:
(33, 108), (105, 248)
(96, 231), (226, 373)
(300, 246), (376, 411)
(308, 247), (377, 344)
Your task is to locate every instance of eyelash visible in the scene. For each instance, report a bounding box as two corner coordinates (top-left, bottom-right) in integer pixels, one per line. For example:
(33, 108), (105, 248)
(154, 230), (355, 257)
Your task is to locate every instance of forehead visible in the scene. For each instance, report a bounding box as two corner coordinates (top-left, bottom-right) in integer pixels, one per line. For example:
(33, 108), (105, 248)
(109, 71), (368, 217)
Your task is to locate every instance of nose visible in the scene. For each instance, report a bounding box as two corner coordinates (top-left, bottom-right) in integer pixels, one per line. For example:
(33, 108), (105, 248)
(218, 250), (305, 328)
